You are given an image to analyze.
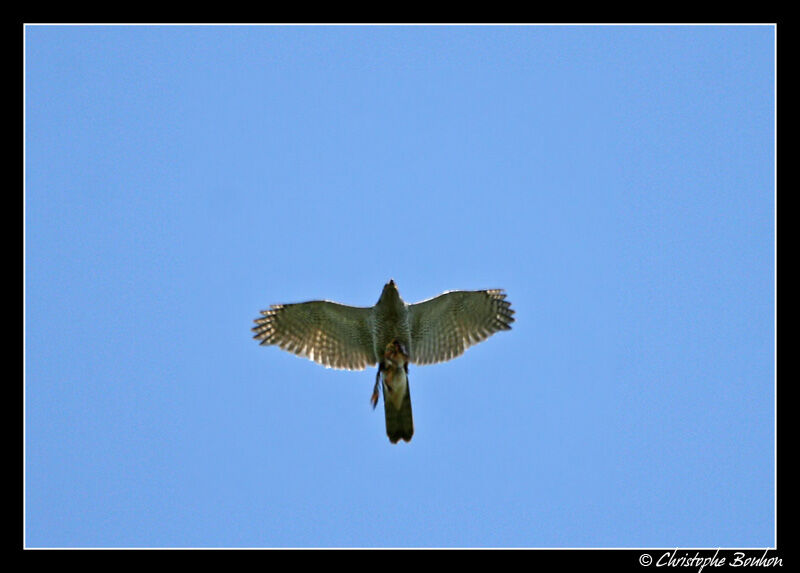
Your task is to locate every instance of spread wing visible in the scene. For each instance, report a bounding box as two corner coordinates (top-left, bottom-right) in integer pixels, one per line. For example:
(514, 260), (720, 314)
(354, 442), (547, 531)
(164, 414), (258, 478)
(252, 301), (377, 370)
(407, 289), (514, 365)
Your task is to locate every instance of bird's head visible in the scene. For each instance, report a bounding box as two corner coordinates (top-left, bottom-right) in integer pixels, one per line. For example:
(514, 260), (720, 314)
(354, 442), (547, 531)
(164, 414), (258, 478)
(378, 279), (401, 304)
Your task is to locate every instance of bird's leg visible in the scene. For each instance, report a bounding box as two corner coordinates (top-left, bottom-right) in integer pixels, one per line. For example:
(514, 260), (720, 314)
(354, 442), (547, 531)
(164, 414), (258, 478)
(370, 364), (382, 409)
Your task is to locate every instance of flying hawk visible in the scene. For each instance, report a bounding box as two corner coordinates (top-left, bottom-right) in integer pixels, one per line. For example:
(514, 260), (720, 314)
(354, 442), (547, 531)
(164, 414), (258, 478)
(252, 280), (514, 443)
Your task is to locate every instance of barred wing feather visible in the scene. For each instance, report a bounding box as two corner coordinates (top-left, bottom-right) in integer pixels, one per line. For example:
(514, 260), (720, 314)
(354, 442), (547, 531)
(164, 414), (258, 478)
(407, 289), (514, 365)
(252, 301), (377, 370)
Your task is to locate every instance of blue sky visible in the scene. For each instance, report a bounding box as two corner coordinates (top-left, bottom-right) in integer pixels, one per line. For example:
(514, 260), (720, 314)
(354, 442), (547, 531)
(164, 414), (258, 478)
(25, 25), (775, 548)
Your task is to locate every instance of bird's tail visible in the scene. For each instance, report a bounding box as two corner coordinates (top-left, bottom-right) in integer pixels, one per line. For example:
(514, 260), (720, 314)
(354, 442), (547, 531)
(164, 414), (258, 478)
(383, 371), (414, 444)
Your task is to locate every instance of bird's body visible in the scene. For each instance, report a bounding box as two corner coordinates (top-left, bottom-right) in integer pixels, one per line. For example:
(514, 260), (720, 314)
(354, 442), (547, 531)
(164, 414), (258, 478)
(253, 280), (513, 443)
(371, 283), (412, 367)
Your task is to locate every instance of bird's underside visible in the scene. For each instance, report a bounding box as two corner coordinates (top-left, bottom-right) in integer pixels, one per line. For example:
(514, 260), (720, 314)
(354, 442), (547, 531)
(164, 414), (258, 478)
(372, 339), (414, 443)
(253, 280), (514, 443)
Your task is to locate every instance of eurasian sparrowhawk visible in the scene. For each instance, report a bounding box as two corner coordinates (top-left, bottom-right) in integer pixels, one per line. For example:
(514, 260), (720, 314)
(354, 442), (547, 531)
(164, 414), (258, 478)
(253, 280), (514, 443)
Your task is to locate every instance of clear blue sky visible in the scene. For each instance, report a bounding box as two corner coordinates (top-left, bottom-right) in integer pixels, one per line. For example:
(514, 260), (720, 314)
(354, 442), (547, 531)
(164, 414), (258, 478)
(25, 25), (775, 548)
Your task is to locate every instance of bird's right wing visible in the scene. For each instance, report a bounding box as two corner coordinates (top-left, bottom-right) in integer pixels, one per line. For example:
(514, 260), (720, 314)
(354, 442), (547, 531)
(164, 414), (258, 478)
(407, 289), (514, 365)
(253, 301), (377, 370)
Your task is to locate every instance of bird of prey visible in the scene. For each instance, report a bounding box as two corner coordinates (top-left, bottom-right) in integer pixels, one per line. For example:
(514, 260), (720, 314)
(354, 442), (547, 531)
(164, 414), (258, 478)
(252, 280), (514, 443)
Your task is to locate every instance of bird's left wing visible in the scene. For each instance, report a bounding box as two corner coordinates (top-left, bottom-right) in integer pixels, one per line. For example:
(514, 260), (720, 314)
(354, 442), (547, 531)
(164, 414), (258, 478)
(407, 289), (514, 365)
(253, 301), (377, 370)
